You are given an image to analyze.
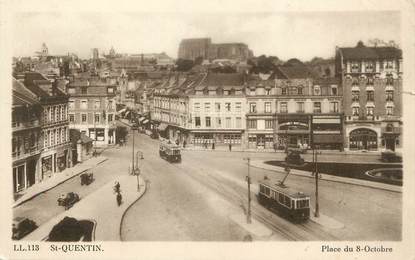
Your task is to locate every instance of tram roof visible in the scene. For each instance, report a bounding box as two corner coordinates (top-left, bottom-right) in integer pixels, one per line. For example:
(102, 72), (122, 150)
(259, 179), (310, 199)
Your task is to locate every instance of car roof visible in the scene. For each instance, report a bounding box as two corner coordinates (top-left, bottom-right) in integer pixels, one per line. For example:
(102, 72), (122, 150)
(259, 179), (310, 199)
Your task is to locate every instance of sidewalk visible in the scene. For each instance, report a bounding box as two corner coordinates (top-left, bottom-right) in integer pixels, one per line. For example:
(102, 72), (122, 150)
(24, 174), (146, 241)
(249, 160), (402, 193)
(13, 156), (108, 208)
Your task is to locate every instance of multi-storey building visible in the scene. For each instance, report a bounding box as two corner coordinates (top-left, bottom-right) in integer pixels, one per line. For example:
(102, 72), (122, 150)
(335, 41), (403, 151)
(152, 74), (192, 142)
(67, 79), (117, 146)
(12, 79), (43, 193)
(23, 72), (72, 179)
(188, 73), (247, 148)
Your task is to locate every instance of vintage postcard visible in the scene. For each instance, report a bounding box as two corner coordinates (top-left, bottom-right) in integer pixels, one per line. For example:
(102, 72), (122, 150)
(0, 0), (414, 259)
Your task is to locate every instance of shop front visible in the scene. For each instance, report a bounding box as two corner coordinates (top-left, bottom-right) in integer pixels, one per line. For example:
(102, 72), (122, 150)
(41, 155), (53, 179)
(312, 115), (343, 150)
(276, 115), (311, 150)
(191, 131), (243, 148)
(348, 128), (378, 150)
(56, 150), (67, 172)
(248, 134), (273, 149)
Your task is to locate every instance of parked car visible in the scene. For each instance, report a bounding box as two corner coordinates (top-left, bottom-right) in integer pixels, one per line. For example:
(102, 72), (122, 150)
(285, 150), (305, 165)
(12, 217), (38, 240)
(80, 172), (94, 185)
(58, 192), (80, 210)
(46, 216), (96, 242)
(381, 150), (402, 162)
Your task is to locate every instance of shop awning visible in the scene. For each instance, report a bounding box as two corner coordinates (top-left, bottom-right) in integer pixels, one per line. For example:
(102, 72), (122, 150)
(139, 117), (146, 122)
(158, 123), (168, 131)
(142, 119), (149, 124)
(124, 111), (130, 117)
(313, 134), (343, 144)
(117, 108), (127, 114)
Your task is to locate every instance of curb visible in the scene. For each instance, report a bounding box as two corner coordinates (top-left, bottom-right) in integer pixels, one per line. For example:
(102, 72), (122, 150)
(250, 161), (401, 193)
(119, 175), (147, 241)
(13, 158), (109, 208)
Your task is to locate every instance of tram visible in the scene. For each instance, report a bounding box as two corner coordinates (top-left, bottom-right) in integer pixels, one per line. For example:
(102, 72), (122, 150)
(257, 179), (310, 223)
(159, 141), (181, 163)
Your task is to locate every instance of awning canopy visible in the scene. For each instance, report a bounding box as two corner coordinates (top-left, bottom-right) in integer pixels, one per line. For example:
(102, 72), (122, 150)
(142, 119), (149, 124)
(313, 134), (343, 144)
(139, 117), (146, 122)
(117, 108), (127, 114)
(158, 123), (168, 131)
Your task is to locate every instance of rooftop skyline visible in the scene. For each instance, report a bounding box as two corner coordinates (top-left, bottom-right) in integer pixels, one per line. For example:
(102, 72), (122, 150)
(13, 11), (400, 61)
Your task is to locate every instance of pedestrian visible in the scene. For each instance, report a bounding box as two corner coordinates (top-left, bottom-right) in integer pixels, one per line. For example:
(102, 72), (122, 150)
(273, 143), (277, 152)
(212, 142), (215, 150)
(229, 143), (232, 152)
(183, 140), (187, 148)
(204, 141), (208, 149)
(116, 192), (122, 206)
(114, 181), (120, 193)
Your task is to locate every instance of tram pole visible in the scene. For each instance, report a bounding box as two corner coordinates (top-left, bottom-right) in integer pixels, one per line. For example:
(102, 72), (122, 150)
(244, 157), (252, 224)
(314, 148), (320, 218)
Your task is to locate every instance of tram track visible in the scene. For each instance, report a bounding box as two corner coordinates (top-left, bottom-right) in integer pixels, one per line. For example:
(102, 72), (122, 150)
(135, 135), (338, 241)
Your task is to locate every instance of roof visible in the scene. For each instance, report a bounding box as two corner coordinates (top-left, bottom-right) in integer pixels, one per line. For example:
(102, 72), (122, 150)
(12, 79), (39, 107)
(339, 45), (402, 60)
(275, 65), (317, 79)
(259, 178), (310, 199)
(201, 73), (245, 87)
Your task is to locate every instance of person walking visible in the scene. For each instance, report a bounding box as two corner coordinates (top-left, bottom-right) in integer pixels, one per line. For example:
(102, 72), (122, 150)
(212, 142), (215, 150)
(116, 192), (122, 206)
(229, 143), (232, 152)
(183, 140), (187, 148)
(114, 181), (121, 193)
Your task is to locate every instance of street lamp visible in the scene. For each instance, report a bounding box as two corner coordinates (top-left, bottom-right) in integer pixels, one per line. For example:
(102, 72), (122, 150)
(243, 157), (252, 224)
(312, 147), (321, 218)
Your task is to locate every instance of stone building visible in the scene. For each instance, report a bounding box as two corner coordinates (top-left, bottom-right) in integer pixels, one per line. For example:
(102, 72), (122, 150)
(178, 38), (253, 62)
(23, 72), (72, 179)
(67, 79), (117, 146)
(335, 41), (403, 151)
(12, 79), (43, 193)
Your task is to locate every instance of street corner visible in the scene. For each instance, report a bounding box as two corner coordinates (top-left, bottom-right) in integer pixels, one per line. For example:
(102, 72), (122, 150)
(229, 213), (273, 240)
(309, 210), (345, 230)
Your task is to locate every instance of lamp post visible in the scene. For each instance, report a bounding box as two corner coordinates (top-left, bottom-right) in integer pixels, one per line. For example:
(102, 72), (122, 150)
(243, 157), (252, 224)
(312, 147), (320, 218)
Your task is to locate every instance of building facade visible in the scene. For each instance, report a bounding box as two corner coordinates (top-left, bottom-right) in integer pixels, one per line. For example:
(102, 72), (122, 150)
(178, 38), (253, 62)
(188, 73), (247, 149)
(23, 73), (72, 180)
(67, 80), (117, 146)
(12, 79), (43, 193)
(336, 41), (403, 151)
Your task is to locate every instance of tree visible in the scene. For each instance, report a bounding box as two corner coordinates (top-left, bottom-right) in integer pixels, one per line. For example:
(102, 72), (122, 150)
(175, 59), (194, 72)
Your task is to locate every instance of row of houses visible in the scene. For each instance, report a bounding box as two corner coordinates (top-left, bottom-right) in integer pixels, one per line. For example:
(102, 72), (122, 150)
(148, 42), (403, 152)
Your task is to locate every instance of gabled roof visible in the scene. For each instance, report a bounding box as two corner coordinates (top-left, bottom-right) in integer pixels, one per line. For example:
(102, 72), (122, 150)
(201, 73), (245, 87)
(339, 44), (402, 60)
(12, 79), (39, 107)
(275, 65), (317, 79)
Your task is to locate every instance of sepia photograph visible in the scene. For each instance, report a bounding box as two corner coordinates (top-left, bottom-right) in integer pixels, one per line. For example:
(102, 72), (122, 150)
(1, 0), (415, 259)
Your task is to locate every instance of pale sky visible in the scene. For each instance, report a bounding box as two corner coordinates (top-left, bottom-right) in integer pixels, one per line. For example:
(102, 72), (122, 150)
(13, 11), (400, 61)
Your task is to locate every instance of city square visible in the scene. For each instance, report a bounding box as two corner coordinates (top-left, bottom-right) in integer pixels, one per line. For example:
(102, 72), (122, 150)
(10, 11), (404, 242)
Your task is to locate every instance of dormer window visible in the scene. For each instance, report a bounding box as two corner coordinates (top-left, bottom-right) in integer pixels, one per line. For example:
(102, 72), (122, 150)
(281, 87), (287, 95)
(365, 62), (374, 72)
(107, 87), (114, 94)
(331, 85), (338, 95)
(351, 62), (360, 72)
(297, 87), (303, 95)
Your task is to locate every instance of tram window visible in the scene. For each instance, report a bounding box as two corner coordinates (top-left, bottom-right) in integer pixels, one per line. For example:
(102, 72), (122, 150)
(265, 187), (270, 196)
(285, 196), (291, 208)
(296, 199), (309, 209)
(278, 193), (284, 204)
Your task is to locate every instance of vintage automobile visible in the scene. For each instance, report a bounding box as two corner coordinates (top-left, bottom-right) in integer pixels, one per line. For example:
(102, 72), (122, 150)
(46, 216), (96, 242)
(285, 149), (305, 165)
(12, 217), (38, 240)
(80, 172), (94, 185)
(57, 192), (80, 210)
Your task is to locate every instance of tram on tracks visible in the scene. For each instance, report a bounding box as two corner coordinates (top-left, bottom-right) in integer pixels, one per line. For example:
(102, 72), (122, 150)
(257, 179), (310, 223)
(159, 141), (181, 163)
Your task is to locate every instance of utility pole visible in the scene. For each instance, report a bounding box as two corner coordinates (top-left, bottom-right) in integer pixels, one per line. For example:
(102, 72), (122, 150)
(313, 148), (320, 218)
(243, 157), (252, 224)
(93, 111), (97, 156)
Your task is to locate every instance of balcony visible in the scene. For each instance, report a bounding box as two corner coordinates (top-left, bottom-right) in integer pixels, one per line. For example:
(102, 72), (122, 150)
(12, 146), (41, 161)
(12, 119), (40, 131)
